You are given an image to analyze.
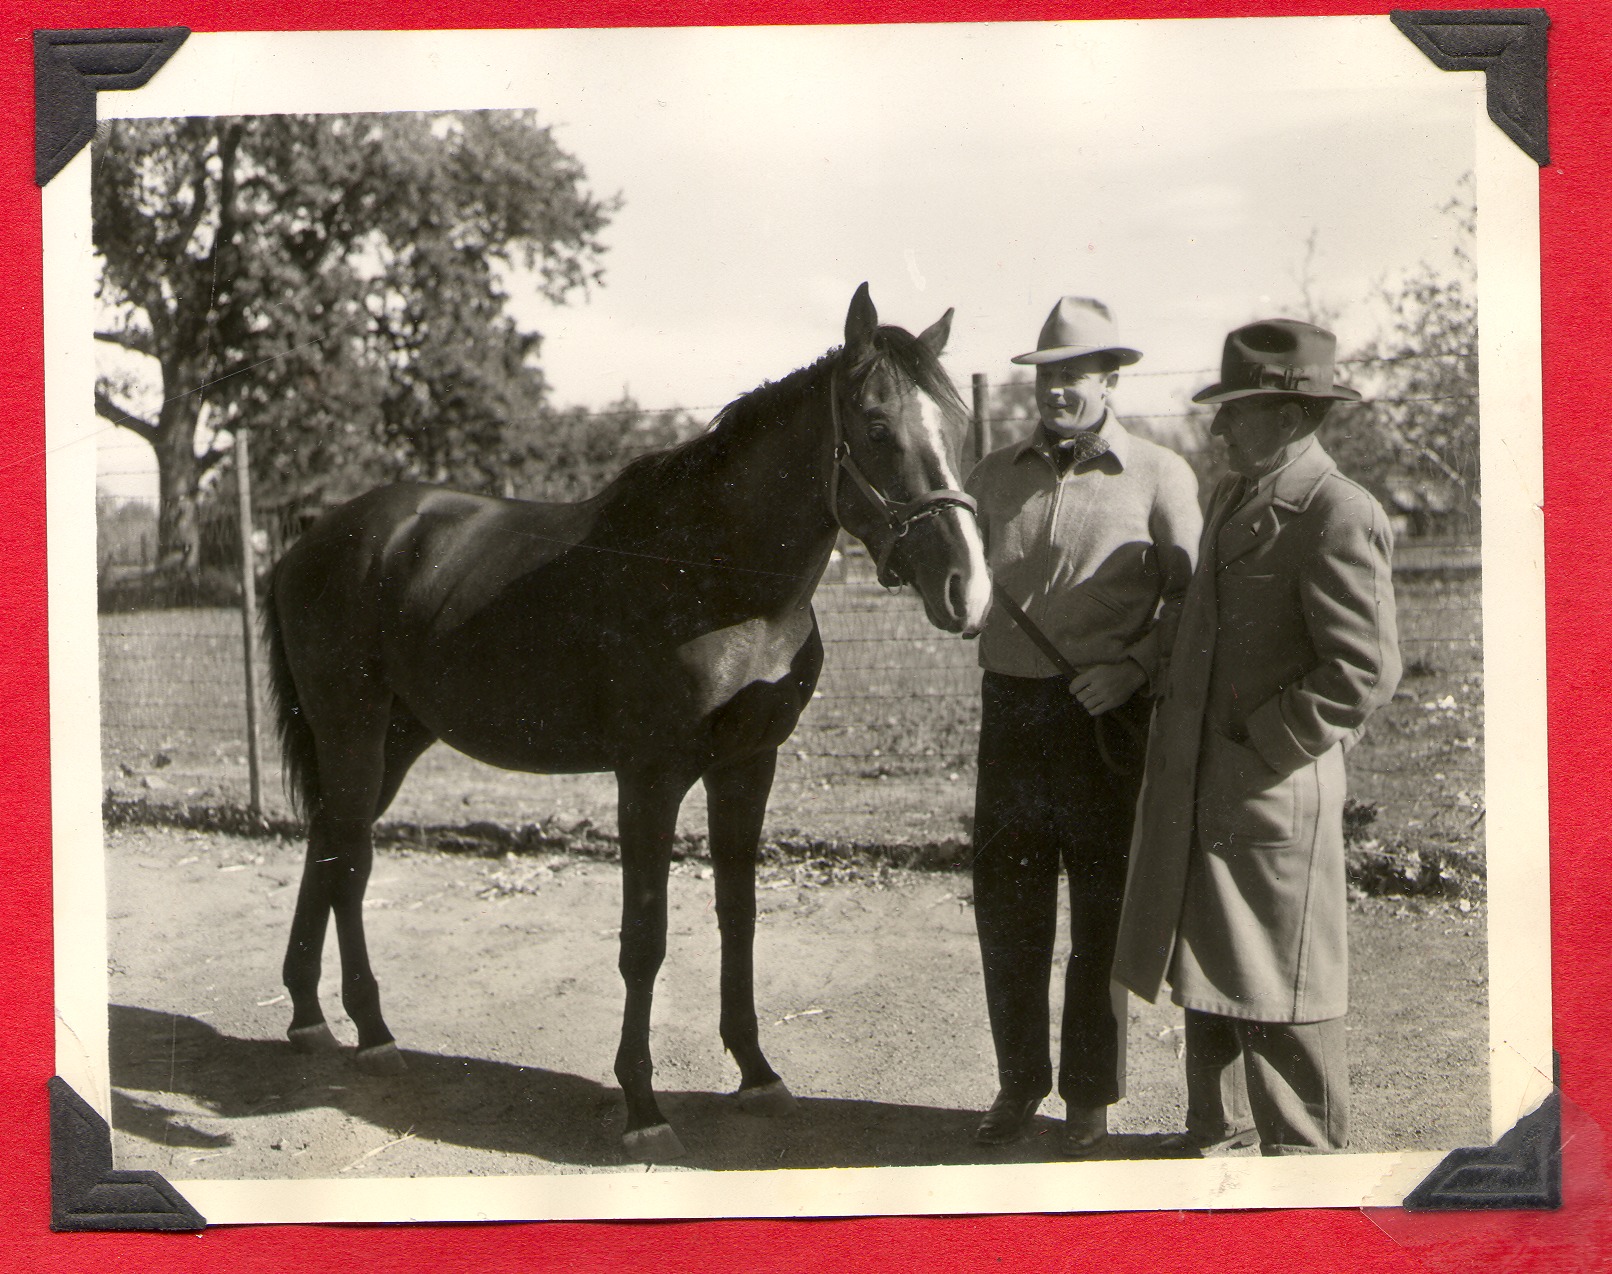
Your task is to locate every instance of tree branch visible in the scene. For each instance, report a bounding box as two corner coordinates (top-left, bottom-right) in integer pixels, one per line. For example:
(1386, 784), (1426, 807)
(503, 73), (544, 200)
(1372, 410), (1479, 504)
(171, 137), (214, 264)
(95, 390), (159, 445)
(94, 328), (158, 358)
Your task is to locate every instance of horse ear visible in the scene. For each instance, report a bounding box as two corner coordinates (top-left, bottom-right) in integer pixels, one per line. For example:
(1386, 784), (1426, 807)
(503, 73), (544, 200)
(918, 307), (954, 358)
(845, 282), (877, 355)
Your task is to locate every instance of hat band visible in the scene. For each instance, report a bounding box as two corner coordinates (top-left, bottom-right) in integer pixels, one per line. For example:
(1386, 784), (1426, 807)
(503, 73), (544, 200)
(1238, 362), (1331, 392)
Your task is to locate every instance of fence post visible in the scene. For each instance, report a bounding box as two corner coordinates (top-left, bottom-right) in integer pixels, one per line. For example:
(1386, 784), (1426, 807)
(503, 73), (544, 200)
(234, 426), (264, 818)
(971, 373), (990, 466)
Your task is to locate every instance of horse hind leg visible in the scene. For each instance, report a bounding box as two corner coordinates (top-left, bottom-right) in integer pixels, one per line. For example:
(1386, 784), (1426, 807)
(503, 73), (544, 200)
(341, 702), (435, 1072)
(705, 751), (795, 1117)
(283, 696), (418, 1075)
(284, 839), (341, 1055)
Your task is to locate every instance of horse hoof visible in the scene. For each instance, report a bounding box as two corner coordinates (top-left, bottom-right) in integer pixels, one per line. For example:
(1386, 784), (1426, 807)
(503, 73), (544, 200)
(288, 1023), (341, 1053)
(622, 1123), (687, 1163)
(355, 1042), (408, 1075)
(737, 1079), (797, 1117)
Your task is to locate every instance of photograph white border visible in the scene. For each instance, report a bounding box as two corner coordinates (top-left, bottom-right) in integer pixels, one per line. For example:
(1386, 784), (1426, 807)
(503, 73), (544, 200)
(47, 21), (1549, 1223)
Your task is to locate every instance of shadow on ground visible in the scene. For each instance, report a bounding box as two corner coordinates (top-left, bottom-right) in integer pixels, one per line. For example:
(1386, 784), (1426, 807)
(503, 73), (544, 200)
(111, 1004), (1190, 1173)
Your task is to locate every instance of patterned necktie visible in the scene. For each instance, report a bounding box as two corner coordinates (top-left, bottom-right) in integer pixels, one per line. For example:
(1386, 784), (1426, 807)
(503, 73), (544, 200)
(1055, 429), (1111, 472)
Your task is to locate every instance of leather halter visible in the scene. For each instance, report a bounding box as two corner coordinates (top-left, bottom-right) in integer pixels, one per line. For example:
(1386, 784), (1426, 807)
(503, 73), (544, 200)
(827, 364), (979, 587)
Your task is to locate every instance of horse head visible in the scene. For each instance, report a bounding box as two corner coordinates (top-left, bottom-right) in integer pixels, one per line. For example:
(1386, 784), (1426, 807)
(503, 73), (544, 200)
(830, 283), (992, 636)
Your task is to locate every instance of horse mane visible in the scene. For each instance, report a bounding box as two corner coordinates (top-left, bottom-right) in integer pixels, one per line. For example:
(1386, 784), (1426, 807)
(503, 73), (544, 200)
(606, 323), (967, 497)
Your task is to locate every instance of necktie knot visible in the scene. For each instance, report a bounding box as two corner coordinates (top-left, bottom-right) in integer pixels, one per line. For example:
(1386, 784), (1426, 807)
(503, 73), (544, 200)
(1057, 430), (1111, 470)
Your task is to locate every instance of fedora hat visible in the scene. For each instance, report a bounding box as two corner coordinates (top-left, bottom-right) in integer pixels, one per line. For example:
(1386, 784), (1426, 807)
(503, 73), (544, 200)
(1011, 296), (1142, 367)
(1193, 319), (1361, 404)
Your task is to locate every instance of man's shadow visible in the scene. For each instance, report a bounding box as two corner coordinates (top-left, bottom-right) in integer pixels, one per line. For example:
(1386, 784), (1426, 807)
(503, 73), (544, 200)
(110, 1005), (1174, 1171)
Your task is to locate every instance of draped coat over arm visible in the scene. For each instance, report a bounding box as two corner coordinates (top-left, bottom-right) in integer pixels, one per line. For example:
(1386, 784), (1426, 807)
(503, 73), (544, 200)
(1111, 440), (1402, 1023)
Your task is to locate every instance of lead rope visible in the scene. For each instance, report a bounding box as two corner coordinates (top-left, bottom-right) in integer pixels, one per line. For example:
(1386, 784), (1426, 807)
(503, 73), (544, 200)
(990, 585), (1148, 776)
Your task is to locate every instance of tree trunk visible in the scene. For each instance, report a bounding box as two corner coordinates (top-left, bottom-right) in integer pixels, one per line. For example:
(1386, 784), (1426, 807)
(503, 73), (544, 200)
(154, 384), (204, 575)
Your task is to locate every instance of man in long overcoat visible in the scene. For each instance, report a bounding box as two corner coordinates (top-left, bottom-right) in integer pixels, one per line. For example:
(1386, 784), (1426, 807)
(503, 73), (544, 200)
(1112, 319), (1401, 1155)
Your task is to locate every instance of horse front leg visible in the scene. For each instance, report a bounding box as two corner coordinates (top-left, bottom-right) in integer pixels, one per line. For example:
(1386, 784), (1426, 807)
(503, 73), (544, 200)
(613, 766), (695, 1162)
(705, 749), (795, 1116)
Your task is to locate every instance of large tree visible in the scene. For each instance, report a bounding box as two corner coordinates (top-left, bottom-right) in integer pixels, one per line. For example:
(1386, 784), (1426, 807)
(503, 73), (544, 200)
(93, 111), (617, 572)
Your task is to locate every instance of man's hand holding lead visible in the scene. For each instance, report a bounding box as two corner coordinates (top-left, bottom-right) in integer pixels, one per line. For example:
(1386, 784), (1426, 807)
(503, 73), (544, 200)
(1069, 659), (1147, 715)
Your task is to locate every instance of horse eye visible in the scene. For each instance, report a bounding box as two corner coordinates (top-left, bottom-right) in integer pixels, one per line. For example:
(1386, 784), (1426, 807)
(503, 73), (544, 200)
(865, 421), (892, 444)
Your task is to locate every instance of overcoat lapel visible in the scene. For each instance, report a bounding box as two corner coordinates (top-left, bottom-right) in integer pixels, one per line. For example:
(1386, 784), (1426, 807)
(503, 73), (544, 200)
(1217, 445), (1338, 569)
(1215, 484), (1278, 569)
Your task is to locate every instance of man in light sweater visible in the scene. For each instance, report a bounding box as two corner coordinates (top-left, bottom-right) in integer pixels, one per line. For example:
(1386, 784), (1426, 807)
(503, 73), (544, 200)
(965, 297), (1201, 1156)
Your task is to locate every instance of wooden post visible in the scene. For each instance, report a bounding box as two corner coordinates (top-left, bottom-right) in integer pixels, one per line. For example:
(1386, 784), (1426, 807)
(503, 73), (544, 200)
(234, 425), (264, 819)
(971, 373), (990, 466)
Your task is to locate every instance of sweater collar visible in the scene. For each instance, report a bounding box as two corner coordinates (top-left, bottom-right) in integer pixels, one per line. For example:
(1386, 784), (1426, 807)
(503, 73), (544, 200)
(1015, 410), (1132, 472)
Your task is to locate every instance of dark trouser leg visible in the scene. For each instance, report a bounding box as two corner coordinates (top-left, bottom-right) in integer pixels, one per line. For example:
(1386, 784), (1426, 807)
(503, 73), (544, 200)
(1182, 1009), (1255, 1143)
(1058, 694), (1148, 1108)
(972, 673), (1061, 1100)
(1240, 1018), (1350, 1154)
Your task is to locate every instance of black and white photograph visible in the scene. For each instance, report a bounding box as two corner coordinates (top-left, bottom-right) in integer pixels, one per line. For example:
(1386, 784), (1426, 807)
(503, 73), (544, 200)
(47, 19), (1548, 1222)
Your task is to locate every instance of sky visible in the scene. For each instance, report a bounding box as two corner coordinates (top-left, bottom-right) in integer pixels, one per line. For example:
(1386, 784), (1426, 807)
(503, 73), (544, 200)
(95, 19), (1480, 498)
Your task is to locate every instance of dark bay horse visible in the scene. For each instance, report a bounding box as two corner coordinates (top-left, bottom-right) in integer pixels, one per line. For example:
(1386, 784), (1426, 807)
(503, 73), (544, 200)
(261, 284), (991, 1161)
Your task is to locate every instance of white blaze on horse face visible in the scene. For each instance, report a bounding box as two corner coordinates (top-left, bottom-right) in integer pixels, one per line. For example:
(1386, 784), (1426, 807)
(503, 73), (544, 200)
(915, 388), (992, 635)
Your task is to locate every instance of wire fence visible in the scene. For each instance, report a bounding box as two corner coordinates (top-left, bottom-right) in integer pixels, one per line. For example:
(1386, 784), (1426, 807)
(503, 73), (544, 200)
(99, 537), (1483, 868)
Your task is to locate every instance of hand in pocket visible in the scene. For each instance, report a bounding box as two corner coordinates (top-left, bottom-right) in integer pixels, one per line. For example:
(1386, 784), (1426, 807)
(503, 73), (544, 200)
(1195, 732), (1296, 849)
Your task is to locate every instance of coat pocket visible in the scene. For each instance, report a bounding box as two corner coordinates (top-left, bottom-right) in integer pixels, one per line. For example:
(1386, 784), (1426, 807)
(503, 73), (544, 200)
(1195, 731), (1296, 850)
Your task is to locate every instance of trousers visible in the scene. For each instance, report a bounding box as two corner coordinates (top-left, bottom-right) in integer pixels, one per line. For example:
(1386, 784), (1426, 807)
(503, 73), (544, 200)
(971, 671), (1148, 1107)
(1183, 1009), (1351, 1154)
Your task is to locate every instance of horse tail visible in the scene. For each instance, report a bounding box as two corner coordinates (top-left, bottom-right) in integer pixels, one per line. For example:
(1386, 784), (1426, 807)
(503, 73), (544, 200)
(260, 560), (322, 821)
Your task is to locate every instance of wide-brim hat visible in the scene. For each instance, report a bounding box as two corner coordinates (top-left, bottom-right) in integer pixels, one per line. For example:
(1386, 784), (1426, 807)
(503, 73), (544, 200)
(1011, 296), (1142, 366)
(1193, 318), (1361, 404)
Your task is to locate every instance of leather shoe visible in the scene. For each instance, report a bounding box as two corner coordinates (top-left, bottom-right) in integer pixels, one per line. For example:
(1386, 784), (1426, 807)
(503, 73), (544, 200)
(974, 1089), (1046, 1145)
(1154, 1127), (1259, 1157)
(1059, 1104), (1110, 1159)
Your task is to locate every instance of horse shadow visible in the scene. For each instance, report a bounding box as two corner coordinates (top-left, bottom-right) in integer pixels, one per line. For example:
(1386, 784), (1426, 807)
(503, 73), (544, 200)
(110, 1005), (1177, 1171)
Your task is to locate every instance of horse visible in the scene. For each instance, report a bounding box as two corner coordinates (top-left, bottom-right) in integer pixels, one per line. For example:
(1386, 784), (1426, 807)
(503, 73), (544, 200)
(260, 283), (992, 1162)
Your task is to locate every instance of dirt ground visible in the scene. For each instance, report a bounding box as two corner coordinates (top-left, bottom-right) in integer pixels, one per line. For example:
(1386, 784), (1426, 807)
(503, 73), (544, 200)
(105, 818), (1490, 1181)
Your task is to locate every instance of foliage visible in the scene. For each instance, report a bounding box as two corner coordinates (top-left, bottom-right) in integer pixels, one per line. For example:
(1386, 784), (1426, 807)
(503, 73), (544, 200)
(513, 395), (705, 504)
(1324, 177), (1479, 537)
(93, 111), (618, 570)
